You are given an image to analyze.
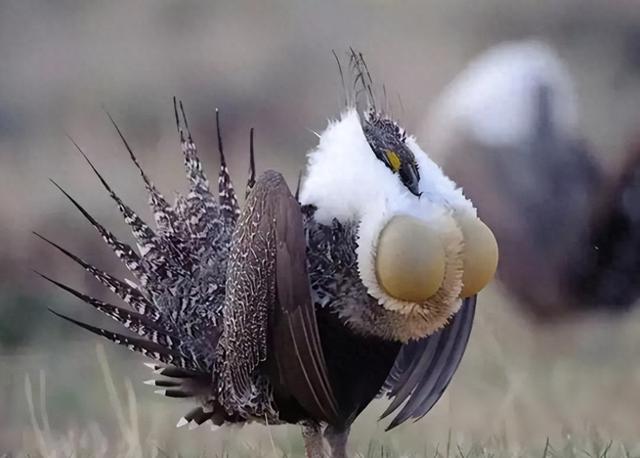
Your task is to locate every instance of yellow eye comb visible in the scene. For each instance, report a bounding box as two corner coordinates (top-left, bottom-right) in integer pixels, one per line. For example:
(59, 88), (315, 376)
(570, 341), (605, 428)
(384, 150), (402, 173)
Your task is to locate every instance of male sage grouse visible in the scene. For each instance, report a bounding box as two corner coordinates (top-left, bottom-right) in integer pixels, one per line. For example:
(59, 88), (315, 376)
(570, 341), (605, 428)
(38, 53), (498, 457)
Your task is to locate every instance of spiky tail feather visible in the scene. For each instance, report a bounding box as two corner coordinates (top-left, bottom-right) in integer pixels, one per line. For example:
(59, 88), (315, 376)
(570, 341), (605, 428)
(39, 100), (257, 429)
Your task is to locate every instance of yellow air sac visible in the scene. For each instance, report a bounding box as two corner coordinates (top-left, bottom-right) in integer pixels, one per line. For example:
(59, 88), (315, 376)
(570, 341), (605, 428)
(376, 215), (446, 303)
(457, 215), (499, 297)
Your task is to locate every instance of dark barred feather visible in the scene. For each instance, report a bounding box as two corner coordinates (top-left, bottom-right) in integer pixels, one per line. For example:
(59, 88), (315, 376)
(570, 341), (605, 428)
(176, 99), (210, 194)
(215, 109), (241, 224)
(246, 128), (256, 198)
(49, 309), (197, 371)
(105, 111), (173, 224)
(49, 179), (147, 283)
(37, 272), (173, 345)
(69, 135), (157, 250)
(34, 232), (158, 319)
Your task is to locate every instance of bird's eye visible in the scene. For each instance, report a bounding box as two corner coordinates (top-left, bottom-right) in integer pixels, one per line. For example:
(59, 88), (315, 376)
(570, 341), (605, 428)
(384, 149), (402, 173)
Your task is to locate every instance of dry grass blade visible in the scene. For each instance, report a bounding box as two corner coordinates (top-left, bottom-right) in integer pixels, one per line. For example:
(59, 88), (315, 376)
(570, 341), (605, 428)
(24, 374), (53, 458)
(96, 343), (143, 456)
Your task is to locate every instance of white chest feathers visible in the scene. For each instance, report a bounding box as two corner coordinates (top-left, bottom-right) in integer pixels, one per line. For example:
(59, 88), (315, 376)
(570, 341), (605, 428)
(300, 109), (498, 339)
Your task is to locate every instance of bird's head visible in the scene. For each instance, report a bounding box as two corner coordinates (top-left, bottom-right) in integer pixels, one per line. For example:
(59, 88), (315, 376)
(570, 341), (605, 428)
(300, 103), (498, 335)
(362, 112), (421, 197)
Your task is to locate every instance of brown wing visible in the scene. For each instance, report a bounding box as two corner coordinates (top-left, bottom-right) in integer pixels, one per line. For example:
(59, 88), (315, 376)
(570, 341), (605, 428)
(380, 296), (476, 430)
(270, 171), (341, 425)
(222, 169), (339, 424)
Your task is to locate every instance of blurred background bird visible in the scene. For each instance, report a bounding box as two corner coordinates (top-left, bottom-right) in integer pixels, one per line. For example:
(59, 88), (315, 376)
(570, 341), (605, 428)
(425, 40), (640, 320)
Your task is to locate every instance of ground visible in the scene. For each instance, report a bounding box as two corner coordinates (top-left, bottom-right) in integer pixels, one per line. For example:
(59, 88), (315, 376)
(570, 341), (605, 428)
(2, 287), (640, 457)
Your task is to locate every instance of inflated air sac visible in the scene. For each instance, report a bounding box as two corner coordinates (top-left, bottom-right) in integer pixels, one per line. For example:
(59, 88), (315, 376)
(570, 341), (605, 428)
(376, 215), (446, 303)
(457, 215), (498, 297)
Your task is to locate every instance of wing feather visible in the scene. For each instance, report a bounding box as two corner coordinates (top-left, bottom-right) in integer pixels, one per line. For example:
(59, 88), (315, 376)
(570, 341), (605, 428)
(380, 296), (476, 430)
(272, 179), (340, 424)
(221, 170), (340, 424)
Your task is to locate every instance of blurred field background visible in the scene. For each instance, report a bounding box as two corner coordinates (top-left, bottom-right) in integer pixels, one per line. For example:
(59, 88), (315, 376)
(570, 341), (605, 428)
(2, 0), (640, 456)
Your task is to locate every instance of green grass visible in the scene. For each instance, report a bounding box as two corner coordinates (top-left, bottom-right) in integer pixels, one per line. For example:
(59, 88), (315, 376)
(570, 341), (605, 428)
(3, 289), (640, 457)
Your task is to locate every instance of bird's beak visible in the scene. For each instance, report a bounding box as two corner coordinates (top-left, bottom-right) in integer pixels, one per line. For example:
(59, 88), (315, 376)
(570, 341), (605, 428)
(401, 162), (421, 197)
(408, 182), (421, 198)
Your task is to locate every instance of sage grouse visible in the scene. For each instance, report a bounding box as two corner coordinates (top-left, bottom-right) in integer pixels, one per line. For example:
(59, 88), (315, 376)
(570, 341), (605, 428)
(39, 57), (498, 458)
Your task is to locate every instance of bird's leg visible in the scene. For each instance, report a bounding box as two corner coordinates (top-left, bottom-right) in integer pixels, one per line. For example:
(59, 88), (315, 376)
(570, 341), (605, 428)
(324, 424), (350, 458)
(301, 420), (326, 458)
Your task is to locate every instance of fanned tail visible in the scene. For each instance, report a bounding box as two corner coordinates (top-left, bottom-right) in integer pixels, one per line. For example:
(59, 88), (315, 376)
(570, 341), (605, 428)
(40, 101), (256, 429)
